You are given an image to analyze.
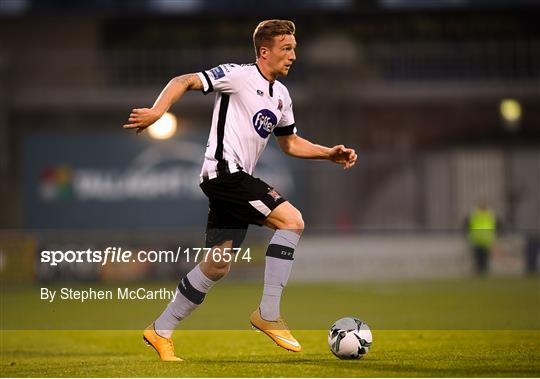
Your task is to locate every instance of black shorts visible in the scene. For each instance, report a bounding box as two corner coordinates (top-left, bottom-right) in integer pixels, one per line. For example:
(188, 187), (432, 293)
(199, 171), (287, 248)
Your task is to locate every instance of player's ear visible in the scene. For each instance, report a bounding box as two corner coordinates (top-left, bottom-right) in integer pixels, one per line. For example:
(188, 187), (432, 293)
(259, 46), (270, 59)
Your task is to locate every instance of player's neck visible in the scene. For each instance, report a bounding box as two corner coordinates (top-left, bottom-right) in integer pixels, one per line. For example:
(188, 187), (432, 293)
(255, 60), (277, 83)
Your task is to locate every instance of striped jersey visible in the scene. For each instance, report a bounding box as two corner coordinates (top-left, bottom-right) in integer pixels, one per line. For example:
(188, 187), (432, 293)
(197, 63), (297, 179)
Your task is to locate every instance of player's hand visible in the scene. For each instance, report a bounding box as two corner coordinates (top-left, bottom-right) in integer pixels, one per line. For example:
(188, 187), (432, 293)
(329, 145), (357, 169)
(123, 108), (162, 135)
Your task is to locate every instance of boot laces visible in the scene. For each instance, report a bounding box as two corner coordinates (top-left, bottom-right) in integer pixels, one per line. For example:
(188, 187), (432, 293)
(164, 338), (175, 354)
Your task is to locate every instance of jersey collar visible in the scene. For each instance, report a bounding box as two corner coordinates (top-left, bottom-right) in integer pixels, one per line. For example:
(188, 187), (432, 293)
(254, 63), (274, 97)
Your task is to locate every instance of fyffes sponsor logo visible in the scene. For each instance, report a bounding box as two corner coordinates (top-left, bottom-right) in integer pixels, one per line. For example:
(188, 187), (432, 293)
(252, 109), (278, 138)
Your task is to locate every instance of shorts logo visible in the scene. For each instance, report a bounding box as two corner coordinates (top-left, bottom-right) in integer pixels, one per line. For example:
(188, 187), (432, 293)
(209, 66), (225, 80)
(253, 109), (278, 138)
(268, 188), (282, 201)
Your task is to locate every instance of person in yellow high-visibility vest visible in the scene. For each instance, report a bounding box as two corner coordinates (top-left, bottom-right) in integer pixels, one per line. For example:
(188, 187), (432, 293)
(465, 203), (498, 275)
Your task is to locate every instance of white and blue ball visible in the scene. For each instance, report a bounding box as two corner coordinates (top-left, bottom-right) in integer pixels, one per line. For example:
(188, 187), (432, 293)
(328, 317), (372, 359)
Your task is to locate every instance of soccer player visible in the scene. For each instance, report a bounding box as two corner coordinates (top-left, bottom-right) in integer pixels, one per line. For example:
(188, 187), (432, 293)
(123, 19), (357, 361)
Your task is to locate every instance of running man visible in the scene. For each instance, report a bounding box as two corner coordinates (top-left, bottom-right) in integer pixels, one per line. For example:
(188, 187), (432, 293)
(123, 19), (357, 361)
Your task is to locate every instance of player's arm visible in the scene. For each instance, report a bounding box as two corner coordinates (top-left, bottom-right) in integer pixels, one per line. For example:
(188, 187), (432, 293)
(123, 73), (203, 134)
(276, 134), (358, 170)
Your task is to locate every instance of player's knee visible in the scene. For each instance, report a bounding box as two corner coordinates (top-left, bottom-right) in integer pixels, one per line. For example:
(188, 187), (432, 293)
(214, 263), (230, 280)
(280, 212), (305, 233)
(209, 266), (230, 280)
(202, 260), (230, 281)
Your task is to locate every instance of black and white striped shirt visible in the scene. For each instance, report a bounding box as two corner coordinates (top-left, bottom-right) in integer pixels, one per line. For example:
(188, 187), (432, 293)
(197, 63), (297, 179)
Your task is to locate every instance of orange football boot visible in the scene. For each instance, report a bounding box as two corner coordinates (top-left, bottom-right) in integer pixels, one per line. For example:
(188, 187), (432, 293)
(143, 324), (183, 362)
(250, 309), (301, 352)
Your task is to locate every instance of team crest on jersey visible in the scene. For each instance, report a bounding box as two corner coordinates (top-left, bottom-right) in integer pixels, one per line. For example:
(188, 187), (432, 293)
(252, 109), (278, 138)
(277, 99), (283, 111)
(209, 66), (225, 80)
(267, 188), (282, 201)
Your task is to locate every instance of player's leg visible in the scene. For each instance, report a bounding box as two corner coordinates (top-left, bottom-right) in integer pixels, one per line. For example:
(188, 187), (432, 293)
(479, 246), (489, 275)
(263, 201), (305, 233)
(473, 246), (483, 275)
(144, 240), (231, 362)
(259, 201), (304, 320)
(153, 239), (232, 337)
(199, 240), (233, 280)
(250, 201), (304, 352)
(144, 197), (247, 361)
(198, 172), (304, 351)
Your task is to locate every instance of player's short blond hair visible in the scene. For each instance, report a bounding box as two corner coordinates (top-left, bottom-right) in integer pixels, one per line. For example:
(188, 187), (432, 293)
(253, 19), (296, 58)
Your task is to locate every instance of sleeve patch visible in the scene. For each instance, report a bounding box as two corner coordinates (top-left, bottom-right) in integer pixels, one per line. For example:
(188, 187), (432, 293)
(210, 66), (225, 80)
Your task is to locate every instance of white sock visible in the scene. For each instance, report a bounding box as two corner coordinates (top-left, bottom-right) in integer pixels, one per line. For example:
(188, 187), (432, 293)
(259, 230), (301, 321)
(154, 264), (215, 338)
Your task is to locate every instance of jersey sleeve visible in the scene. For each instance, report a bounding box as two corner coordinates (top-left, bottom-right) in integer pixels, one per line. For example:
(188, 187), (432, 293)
(274, 95), (297, 136)
(197, 63), (246, 95)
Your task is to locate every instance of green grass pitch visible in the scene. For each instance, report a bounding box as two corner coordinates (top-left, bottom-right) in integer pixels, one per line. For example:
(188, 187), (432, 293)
(1, 277), (539, 377)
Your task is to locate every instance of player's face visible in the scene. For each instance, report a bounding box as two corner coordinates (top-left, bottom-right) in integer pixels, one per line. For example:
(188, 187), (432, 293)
(268, 34), (296, 77)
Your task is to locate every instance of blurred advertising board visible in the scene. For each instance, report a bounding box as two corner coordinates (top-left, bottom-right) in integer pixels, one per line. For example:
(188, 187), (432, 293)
(22, 132), (296, 229)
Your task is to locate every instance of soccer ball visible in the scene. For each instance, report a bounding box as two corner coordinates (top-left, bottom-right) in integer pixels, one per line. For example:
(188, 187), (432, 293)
(328, 317), (372, 359)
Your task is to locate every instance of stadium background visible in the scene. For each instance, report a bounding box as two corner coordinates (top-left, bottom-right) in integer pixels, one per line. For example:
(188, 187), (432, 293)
(0, 0), (539, 377)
